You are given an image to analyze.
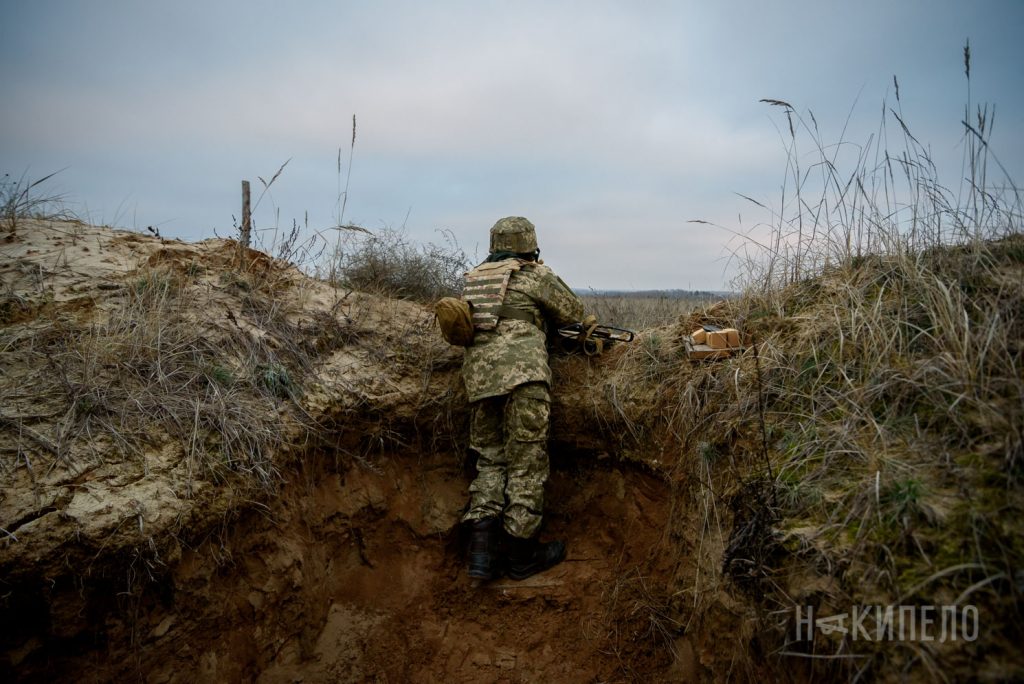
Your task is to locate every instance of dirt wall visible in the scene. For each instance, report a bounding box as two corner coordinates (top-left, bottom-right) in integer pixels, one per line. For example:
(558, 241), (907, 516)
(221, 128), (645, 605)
(4, 445), (704, 683)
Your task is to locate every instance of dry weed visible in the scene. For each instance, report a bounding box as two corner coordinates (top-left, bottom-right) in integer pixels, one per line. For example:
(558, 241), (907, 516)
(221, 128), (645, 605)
(554, 54), (1022, 678)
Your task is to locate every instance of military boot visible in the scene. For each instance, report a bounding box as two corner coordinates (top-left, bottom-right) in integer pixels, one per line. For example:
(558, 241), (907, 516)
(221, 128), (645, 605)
(504, 533), (566, 581)
(467, 517), (500, 581)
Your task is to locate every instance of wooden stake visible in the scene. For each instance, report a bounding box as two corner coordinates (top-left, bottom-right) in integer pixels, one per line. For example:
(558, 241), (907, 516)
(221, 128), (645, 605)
(240, 180), (252, 249)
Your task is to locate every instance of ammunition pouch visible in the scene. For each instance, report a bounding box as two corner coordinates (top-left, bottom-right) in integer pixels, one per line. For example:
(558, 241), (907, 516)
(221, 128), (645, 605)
(435, 297), (475, 346)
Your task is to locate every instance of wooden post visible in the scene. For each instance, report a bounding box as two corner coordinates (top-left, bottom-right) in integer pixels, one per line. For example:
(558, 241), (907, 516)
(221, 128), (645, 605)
(240, 180), (252, 249)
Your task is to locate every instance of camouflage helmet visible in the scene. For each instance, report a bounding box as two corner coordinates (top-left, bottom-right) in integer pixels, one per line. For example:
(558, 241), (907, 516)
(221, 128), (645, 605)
(489, 216), (538, 254)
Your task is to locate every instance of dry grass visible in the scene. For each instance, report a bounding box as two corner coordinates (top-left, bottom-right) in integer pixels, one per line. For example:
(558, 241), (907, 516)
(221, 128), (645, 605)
(580, 291), (725, 330)
(1, 170), (73, 232)
(550, 54), (1023, 679)
(0, 246), (332, 494)
(705, 65), (1022, 676)
(11, 284), (235, 484)
(321, 225), (470, 303)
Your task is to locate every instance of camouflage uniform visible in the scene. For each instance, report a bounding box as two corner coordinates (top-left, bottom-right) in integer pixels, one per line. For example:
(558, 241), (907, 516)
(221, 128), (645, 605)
(462, 260), (584, 539)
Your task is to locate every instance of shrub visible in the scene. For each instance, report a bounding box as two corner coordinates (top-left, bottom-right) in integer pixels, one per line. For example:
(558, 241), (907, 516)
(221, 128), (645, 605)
(326, 226), (470, 302)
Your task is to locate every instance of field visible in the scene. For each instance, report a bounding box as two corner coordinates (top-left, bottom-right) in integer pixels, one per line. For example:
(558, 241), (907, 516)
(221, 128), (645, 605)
(581, 289), (729, 330)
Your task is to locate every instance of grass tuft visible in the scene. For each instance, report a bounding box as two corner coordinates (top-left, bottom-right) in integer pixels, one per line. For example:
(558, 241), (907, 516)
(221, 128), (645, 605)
(1, 170), (72, 232)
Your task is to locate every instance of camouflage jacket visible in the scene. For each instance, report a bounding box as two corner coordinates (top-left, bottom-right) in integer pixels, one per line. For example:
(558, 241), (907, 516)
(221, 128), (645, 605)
(462, 259), (584, 402)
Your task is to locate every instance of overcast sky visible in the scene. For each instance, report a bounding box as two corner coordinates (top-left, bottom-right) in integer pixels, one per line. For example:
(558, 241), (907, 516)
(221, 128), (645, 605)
(2, 1), (1022, 290)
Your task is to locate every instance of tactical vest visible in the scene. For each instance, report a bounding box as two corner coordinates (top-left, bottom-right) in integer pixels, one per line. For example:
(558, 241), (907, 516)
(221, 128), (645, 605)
(462, 260), (539, 331)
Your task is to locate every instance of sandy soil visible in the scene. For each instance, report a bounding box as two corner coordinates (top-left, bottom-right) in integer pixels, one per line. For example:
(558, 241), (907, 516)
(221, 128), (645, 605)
(8, 450), (695, 682)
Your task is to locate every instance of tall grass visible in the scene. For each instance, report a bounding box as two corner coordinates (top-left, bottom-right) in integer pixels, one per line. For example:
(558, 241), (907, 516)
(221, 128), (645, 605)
(1, 170), (72, 232)
(706, 49), (1024, 676)
(549, 49), (1023, 678)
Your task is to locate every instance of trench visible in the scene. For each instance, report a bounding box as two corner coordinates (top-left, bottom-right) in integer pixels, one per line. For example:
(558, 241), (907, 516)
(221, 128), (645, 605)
(7, 444), (692, 683)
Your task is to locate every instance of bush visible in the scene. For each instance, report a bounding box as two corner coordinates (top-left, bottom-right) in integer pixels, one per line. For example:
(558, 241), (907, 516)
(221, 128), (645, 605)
(327, 226), (470, 302)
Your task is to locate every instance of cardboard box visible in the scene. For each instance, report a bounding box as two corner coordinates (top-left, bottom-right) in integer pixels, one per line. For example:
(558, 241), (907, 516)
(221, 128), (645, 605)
(706, 330), (728, 349)
(686, 344), (731, 360)
(686, 330), (746, 361)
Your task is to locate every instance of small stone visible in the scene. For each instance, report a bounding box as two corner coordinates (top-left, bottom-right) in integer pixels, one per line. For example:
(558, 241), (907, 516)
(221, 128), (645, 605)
(150, 615), (176, 639)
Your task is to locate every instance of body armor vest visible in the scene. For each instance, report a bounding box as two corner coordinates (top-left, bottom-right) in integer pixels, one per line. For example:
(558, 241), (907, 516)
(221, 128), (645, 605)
(462, 260), (525, 331)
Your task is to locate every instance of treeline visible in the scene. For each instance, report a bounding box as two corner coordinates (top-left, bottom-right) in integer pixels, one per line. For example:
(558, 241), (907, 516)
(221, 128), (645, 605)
(586, 289), (732, 300)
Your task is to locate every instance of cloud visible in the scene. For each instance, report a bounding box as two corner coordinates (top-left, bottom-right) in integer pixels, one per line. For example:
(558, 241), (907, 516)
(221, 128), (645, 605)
(2, 0), (1022, 292)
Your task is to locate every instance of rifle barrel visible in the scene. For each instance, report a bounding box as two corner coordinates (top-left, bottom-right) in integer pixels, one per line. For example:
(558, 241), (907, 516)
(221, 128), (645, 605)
(557, 323), (635, 343)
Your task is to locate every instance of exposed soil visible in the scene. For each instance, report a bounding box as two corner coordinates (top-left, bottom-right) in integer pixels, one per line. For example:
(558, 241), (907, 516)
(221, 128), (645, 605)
(8, 447), (696, 683)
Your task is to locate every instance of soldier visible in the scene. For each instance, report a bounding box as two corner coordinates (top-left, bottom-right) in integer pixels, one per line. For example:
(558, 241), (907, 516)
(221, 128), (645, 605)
(460, 216), (586, 582)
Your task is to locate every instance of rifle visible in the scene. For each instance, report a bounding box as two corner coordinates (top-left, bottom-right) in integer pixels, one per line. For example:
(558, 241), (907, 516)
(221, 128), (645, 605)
(557, 321), (635, 356)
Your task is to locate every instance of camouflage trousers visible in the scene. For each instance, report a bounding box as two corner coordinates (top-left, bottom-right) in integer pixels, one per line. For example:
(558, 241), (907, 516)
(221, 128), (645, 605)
(462, 382), (551, 539)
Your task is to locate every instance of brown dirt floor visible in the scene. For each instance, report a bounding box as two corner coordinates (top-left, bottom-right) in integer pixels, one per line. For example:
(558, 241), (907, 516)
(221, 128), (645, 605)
(7, 449), (702, 683)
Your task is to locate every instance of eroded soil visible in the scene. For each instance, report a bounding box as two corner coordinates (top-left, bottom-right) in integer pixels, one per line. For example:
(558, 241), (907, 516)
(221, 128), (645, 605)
(9, 449), (692, 683)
